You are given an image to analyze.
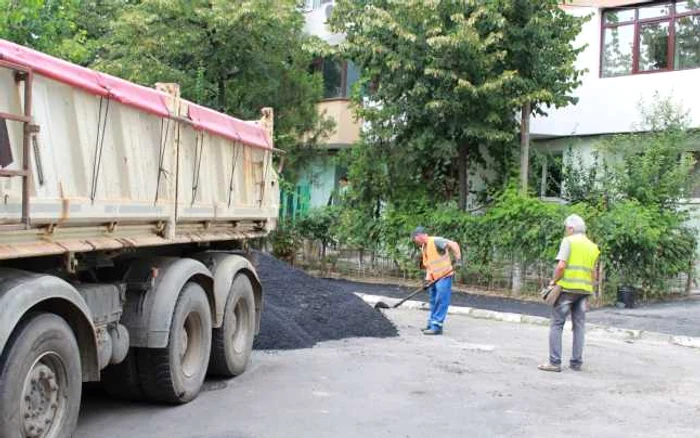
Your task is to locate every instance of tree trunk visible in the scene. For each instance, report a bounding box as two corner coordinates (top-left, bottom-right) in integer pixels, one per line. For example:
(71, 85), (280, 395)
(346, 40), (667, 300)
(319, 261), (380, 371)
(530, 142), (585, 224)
(458, 144), (469, 210)
(519, 102), (531, 194)
(276, 155), (286, 175)
(217, 79), (226, 111)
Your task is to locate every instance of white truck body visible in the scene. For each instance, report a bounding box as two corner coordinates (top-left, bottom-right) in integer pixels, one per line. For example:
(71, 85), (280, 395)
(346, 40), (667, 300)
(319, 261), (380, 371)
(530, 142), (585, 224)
(0, 39), (278, 259)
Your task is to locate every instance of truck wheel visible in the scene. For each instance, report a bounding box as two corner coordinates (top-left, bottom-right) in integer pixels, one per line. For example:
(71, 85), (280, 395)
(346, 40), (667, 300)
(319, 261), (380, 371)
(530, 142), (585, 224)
(0, 313), (82, 438)
(138, 282), (212, 403)
(209, 274), (256, 377)
(100, 349), (143, 401)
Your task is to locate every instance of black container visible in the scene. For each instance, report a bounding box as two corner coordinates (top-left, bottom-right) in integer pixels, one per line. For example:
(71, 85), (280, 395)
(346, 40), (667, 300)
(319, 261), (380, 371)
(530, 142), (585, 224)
(617, 285), (636, 308)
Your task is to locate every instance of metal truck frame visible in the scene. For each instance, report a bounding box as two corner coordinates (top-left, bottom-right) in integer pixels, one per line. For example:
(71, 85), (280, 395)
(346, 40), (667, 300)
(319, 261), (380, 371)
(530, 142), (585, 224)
(0, 40), (279, 438)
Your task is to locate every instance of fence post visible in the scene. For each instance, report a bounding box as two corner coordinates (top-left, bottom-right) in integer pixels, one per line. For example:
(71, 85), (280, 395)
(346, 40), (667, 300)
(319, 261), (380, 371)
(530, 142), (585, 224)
(511, 260), (523, 296)
(596, 260), (605, 307)
(685, 260), (694, 296)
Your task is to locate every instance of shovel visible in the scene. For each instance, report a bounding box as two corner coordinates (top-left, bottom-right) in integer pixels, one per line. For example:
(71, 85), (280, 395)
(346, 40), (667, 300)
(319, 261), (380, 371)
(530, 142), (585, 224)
(374, 274), (451, 310)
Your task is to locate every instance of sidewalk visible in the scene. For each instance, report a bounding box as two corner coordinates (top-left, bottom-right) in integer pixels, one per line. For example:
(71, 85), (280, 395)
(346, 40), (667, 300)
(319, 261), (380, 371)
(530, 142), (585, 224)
(325, 277), (700, 339)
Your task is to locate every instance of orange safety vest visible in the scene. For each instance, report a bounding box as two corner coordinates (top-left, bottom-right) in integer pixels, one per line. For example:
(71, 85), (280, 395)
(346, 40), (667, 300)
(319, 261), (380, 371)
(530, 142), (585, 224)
(422, 237), (453, 281)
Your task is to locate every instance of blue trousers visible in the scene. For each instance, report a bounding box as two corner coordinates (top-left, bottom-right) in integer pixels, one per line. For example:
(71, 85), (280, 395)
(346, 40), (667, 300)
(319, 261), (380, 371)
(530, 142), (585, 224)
(427, 276), (453, 330)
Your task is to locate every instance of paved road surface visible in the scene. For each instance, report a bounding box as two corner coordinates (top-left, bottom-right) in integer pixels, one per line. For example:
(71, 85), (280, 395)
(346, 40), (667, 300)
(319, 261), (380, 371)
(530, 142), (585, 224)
(329, 279), (700, 337)
(587, 297), (700, 337)
(328, 278), (551, 317)
(76, 310), (700, 438)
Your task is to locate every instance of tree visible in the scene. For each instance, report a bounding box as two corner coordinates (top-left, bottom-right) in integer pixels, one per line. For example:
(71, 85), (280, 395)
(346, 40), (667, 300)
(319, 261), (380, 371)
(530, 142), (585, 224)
(0, 0), (84, 61)
(495, 0), (587, 192)
(0, 0), (130, 65)
(331, 0), (519, 209)
(331, 0), (586, 208)
(599, 94), (699, 209)
(91, 0), (332, 171)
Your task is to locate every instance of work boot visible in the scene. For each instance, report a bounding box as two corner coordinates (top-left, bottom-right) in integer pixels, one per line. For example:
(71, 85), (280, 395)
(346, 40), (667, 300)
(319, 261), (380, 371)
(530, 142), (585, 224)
(423, 328), (442, 335)
(537, 362), (562, 372)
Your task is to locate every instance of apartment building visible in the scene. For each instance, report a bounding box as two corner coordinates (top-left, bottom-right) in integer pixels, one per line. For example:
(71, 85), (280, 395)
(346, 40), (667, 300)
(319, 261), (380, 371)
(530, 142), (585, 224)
(532, 0), (700, 198)
(280, 0), (361, 218)
(293, 1), (700, 216)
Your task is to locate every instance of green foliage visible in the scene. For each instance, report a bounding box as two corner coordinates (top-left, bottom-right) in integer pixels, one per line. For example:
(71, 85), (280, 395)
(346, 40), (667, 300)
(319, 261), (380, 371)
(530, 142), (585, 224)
(93, 0), (332, 171)
(0, 0), (128, 65)
(598, 95), (698, 209)
(497, 0), (589, 113)
(268, 219), (299, 261)
(0, 0), (83, 62)
(331, 0), (586, 208)
(592, 201), (695, 297)
(296, 207), (340, 254)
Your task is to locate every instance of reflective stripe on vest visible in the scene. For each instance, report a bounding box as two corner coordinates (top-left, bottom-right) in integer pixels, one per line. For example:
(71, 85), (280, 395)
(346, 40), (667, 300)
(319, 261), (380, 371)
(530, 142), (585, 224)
(422, 237), (453, 281)
(556, 234), (600, 293)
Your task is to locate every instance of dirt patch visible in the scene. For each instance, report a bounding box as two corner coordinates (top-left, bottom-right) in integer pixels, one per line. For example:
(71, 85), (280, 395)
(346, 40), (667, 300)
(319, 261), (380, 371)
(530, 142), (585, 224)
(253, 252), (398, 350)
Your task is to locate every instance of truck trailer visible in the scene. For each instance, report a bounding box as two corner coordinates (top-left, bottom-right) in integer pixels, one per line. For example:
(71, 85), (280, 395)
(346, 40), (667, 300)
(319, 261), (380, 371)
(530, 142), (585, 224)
(0, 39), (279, 438)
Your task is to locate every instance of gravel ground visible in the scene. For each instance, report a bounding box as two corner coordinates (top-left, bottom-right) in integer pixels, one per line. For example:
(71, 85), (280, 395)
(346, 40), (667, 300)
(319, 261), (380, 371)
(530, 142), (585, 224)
(325, 278), (552, 317)
(252, 253), (398, 350)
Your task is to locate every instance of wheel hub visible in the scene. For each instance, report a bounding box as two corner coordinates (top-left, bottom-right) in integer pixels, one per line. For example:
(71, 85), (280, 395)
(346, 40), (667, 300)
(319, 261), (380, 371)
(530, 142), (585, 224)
(179, 328), (189, 362)
(231, 300), (248, 354)
(22, 362), (60, 438)
(180, 313), (202, 378)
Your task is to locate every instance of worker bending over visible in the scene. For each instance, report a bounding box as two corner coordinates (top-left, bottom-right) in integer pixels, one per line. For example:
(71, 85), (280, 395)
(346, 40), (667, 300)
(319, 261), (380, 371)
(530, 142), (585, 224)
(411, 227), (462, 335)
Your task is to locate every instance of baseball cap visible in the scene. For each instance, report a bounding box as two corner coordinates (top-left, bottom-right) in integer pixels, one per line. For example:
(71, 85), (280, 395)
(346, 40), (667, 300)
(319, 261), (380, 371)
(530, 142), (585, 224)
(411, 226), (426, 239)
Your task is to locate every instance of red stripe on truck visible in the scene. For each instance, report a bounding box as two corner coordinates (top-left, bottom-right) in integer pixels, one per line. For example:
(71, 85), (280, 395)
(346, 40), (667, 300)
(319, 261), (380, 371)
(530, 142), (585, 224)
(0, 39), (271, 150)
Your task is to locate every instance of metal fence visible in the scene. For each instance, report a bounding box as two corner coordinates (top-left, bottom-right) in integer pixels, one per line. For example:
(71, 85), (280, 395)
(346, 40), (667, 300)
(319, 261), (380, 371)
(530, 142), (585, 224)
(292, 241), (696, 302)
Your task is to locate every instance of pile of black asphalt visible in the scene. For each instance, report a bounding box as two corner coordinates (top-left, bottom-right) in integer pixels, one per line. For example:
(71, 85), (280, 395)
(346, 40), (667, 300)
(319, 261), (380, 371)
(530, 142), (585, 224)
(252, 253), (398, 350)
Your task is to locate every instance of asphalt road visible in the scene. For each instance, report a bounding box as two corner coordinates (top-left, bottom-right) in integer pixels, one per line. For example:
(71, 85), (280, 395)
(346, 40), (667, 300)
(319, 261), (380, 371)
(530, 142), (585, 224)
(587, 297), (700, 337)
(329, 278), (700, 337)
(76, 309), (700, 438)
(327, 278), (552, 317)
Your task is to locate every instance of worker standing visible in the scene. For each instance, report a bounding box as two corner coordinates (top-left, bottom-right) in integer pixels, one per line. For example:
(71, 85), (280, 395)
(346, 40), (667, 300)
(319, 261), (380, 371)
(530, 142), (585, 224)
(539, 214), (600, 372)
(411, 227), (462, 335)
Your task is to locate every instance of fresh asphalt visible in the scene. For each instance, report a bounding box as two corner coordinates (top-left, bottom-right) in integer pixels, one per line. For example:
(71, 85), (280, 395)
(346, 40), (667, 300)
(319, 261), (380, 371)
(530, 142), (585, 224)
(326, 278), (700, 338)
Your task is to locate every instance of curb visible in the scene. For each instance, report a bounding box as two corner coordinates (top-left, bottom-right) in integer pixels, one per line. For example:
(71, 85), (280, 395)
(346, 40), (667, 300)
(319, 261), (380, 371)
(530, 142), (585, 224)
(355, 292), (700, 350)
(313, 271), (547, 305)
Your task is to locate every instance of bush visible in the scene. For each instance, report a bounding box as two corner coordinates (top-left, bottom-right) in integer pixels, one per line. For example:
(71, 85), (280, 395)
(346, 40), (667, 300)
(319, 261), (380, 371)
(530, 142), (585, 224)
(592, 201), (696, 300)
(330, 187), (696, 301)
(296, 206), (340, 258)
(268, 219), (299, 262)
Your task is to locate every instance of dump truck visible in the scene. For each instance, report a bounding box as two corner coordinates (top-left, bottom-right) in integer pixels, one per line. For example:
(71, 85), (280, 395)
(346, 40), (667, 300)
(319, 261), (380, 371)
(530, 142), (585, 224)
(0, 40), (279, 437)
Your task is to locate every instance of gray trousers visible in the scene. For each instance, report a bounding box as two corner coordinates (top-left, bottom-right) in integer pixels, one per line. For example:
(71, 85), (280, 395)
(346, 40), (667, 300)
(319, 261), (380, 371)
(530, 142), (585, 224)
(549, 292), (588, 367)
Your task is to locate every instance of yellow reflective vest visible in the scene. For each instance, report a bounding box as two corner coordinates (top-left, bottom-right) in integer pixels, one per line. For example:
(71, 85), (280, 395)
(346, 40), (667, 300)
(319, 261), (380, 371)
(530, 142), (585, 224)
(422, 237), (453, 281)
(557, 234), (600, 293)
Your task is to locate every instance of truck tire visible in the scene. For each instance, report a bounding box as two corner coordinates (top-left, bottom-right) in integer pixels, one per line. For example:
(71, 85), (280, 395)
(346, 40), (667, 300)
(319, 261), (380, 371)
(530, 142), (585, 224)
(100, 349), (143, 401)
(138, 282), (212, 403)
(0, 313), (82, 438)
(208, 274), (256, 377)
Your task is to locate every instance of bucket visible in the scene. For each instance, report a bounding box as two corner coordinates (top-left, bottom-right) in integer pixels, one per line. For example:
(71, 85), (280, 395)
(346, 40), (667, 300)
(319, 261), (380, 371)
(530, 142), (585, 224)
(617, 286), (636, 308)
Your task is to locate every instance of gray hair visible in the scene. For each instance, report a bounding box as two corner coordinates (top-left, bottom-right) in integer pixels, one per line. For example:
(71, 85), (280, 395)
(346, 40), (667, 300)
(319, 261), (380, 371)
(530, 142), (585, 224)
(564, 214), (586, 233)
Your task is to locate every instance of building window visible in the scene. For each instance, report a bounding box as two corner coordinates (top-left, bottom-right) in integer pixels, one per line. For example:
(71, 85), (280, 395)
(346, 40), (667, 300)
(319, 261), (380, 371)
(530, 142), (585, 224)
(601, 1), (700, 77)
(304, 0), (333, 11)
(539, 152), (563, 198)
(314, 58), (360, 99)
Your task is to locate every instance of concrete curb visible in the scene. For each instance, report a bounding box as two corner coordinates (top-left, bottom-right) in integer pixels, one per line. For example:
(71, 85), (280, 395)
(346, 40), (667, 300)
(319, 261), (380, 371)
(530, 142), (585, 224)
(355, 292), (700, 350)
